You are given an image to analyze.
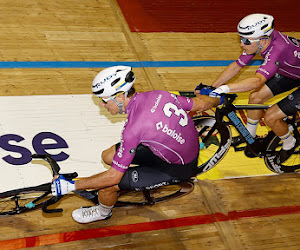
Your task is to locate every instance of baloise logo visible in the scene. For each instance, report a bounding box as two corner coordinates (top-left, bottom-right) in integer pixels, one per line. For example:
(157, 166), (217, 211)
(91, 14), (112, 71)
(156, 121), (185, 144)
(0, 132), (69, 165)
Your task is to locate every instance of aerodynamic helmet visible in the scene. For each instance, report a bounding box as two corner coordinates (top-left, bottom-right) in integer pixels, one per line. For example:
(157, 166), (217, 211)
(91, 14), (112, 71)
(237, 14), (274, 38)
(92, 66), (135, 98)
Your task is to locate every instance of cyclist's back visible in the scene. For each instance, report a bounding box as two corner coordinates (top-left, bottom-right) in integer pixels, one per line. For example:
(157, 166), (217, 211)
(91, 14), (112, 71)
(112, 90), (199, 173)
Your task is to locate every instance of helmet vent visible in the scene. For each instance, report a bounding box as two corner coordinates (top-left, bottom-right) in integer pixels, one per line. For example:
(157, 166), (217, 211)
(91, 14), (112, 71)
(93, 88), (104, 95)
(125, 71), (135, 83)
(111, 78), (120, 87)
(261, 24), (268, 30)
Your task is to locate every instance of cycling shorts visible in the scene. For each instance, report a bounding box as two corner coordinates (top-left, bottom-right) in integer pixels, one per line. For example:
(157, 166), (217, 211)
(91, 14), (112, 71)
(266, 74), (300, 115)
(116, 143), (199, 191)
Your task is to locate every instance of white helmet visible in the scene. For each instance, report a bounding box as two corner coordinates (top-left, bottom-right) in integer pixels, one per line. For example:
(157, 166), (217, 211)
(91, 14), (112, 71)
(92, 66), (135, 98)
(237, 14), (274, 38)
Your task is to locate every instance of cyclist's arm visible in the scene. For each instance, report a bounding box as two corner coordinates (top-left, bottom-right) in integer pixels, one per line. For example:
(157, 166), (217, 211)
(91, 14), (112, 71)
(190, 95), (220, 112)
(212, 61), (242, 88)
(226, 73), (267, 93)
(75, 167), (124, 191)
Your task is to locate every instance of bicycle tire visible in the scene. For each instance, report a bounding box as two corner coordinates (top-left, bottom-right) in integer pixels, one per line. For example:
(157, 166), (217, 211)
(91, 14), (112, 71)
(115, 181), (194, 207)
(264, 119), (300, 173)
(193, 116), (232, 175)
(0, 183), (51, 215)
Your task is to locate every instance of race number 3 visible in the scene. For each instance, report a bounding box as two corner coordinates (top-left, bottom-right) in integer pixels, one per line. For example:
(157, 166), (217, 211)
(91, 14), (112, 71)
(163, 103), (188, 127)
(288, 36), (300, 47)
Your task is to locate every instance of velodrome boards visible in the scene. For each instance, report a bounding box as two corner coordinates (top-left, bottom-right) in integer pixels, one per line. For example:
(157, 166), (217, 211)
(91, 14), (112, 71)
(0, 0), (300, 249)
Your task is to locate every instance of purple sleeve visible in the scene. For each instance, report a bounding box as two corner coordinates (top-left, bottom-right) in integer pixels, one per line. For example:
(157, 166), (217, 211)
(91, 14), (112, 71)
(176, 95), (194, 111)
(111, 120), (139, 173)
(256, 49), (280, 80)
(236, 52), (255, 67)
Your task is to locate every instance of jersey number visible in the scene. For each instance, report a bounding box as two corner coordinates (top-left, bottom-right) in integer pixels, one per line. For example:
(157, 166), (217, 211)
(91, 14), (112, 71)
(163, 103), (188, 127)
(288, 36), (300, 47)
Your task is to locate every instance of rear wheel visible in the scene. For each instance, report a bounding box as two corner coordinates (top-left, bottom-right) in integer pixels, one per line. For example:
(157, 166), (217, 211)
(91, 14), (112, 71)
(116, 181), (194, 207)
(193, 116), (232, 175)
(265, 119), (300, 173)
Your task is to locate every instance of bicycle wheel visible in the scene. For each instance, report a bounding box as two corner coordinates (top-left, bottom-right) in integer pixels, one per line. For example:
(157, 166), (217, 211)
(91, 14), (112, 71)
(264, 120), (300, 173)
(115, 181), (194, 207)
(193, 116), (232, 175)
(0, 184), (51, 215)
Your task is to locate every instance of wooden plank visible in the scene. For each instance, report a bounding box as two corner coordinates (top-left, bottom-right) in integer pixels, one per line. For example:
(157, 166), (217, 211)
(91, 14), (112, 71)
(199, 180), (244, 250)
(109, 0), (165, 91)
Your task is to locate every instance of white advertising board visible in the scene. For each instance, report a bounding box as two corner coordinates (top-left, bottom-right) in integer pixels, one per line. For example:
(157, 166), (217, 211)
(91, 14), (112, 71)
(0, 94), (126, 192)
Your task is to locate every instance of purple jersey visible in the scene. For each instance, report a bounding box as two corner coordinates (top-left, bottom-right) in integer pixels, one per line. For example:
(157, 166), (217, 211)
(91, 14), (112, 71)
(236, 30), (300, 80)
(111, 90), (199, 173)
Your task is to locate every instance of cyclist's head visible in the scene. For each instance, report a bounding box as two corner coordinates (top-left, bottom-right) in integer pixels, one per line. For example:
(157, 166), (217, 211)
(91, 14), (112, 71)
(237, 13), (274, 39)
(92, 66), (135, 99)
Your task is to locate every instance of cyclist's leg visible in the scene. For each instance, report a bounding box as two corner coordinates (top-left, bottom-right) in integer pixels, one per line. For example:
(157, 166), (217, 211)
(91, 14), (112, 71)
(247, 75), (299, 136)
(246, 82), (273, 137)
(245, 75), (299, 157)
(98, 185), (120, 206)
(99, 144), (164, 204)
(265, 87), (300, 162)
(102, 143), (156, 166)
(101, 144), (116, 165)
(264, 104), (291, 140)
(118, 156), (198, 191)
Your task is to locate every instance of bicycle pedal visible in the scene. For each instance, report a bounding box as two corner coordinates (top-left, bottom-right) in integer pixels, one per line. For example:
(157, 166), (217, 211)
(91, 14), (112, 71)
(231, 135), (246, 147)
(233, 145), (246, 152)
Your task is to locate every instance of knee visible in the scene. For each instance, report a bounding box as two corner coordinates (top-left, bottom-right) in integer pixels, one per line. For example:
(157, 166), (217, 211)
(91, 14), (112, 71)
(264, 109), (278, 128)
(102, 148), (113, 165)
(98, 185), (119, 196)
(249, 91), (266, 104)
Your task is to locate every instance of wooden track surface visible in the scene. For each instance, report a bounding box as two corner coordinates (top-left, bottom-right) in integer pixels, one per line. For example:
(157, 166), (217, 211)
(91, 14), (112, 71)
(0, 0), (300, 249)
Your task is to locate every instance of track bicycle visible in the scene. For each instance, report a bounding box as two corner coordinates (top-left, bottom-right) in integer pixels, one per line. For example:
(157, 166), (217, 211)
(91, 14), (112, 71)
(190, 85), (300, 174)
(2, 91), (299, 216)
(0, 154), (195, 216)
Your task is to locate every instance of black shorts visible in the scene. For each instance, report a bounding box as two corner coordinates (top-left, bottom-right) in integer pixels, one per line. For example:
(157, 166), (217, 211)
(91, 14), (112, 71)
(116, 144), (198, 191)
(266, 74), (300, 115)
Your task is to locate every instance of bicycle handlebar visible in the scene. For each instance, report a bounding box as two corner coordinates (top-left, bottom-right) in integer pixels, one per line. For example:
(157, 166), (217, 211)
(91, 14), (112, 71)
(31, 154), (60, 176)
(30, 154), (77, 214)
(196, 83), (237, 105)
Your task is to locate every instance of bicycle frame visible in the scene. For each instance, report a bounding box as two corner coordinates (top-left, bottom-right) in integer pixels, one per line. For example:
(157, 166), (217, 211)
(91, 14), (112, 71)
(215, 94), (273, 157)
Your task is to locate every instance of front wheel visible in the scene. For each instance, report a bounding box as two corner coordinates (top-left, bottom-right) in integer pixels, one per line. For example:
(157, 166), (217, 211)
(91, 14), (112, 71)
(264, 120), (300, 173)
(0, 184), (51, 215)
(192, 116), (232, 176)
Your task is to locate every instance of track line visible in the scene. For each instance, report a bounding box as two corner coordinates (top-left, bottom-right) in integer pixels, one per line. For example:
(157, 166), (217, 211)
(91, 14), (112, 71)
(1, 205), (300, 249)
(0, 60), (263, 68)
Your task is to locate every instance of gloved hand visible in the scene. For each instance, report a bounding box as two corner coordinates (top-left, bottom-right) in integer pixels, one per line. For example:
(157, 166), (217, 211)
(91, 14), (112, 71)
(51, 175), (76, 196)
(195, 83), (214, 95)
(209, 85), (230, 98)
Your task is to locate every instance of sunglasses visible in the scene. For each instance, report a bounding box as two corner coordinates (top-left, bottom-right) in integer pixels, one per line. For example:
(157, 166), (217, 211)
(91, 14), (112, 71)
(240, 37), (268, 45)
(99, 95), (117, 104)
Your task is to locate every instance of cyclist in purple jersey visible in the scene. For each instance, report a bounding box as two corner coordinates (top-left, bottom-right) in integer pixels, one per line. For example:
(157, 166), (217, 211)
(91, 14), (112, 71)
(210, 13), (300, 163)
(51, 66), (220, 224)
(111, 90), (200, 173)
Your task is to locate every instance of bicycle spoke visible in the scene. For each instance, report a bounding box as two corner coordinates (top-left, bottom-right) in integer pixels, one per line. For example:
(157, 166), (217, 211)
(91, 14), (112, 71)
(265, 122), (300, 173)
(0, 192), (51, 215)
(193, 116), (231, 174)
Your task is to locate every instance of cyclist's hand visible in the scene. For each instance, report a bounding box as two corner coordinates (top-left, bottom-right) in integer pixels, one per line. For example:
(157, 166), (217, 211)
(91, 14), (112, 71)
(209, 85), (230, 98)
(195, 83), (213, 95)
(51, 175), (75, 196)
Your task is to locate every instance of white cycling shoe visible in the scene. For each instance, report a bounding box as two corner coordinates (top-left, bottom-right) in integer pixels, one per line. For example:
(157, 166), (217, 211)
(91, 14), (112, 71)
(72, 205), (112, 224)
